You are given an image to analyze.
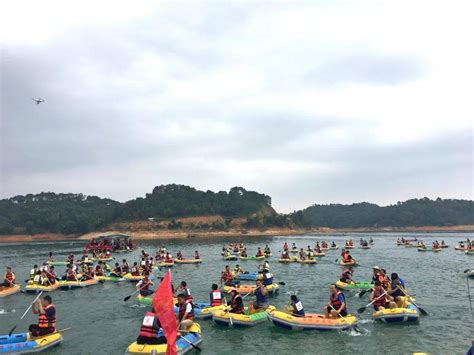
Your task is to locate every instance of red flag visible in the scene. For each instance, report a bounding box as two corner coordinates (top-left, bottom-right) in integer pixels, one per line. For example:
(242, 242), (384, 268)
(152, 270), (177, 355)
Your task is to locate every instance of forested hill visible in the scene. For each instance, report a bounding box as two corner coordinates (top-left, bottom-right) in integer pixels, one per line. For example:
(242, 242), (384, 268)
(290, 198), (473, 228)
(0, 185), (273, 235)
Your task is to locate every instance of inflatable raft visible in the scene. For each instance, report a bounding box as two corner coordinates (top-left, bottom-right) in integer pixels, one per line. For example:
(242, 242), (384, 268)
(59, 278), (98, 290)
(46, 261), (68, 266)
(24, 282), (60, 293)
(417, 248), (441, 252)
(223, 283), (279, 296)
(339, 259), (358, 267)
(174, 259), (202, 264)
(91, 257), (113, 262)
(135, 296), (224, 319)
(158, 261), (174, 267)
(344, 245), (355, 249)
(335, 281), (372, 291)
(223, 255), (238, 261)
(212, 306), (274, 327)
(466, 250), (474, 255)
(267, 308), (358, 331)
(372, 298), (419, 323)
(466, 269), (474, 278)
(239, 255), (265, 261)
(233, 272), (262, 281)
(125, 322), (202, 355)
(96, 275), (125, 282)
(0, 331), (63, 353)
(123, 274), (145, 282)
(297, 259), (317, 264)
(454, 245), (468, 251)
(0, 285), (20, 298)
(278, 256), (298, 263)
(329, 245), (339, 250)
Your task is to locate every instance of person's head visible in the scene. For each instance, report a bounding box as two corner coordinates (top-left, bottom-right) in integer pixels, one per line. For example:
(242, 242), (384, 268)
(256, 279), (262, 287)
(391, 273), (398, 280)
(329, 284), (338, 294)
(212, 283), (218, 290)
(381, 269), (386, 275)
(290, 294), (298, 303)
(225, 265), (230, 271)
(374, 280), (382, 288)
(177, 293), (186, 304)
(50, 266), (55, 271)
(133, 262), (137, 266)
(373, 266), (380, 273)
(34, 264), (38, 269)
(122, 259), (126, 263)
(181, 281), (187, 287)
(41, 295), (52, 307)
(115, 262), (119, 267)
(235, 264), (240, 268)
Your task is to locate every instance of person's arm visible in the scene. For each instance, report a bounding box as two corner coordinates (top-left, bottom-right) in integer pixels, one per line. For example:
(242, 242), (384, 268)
(31, 302), (39, 314)
(261, 287), (269, 296)
(37, 300), (45, 315)
(136, 280), (143, 290)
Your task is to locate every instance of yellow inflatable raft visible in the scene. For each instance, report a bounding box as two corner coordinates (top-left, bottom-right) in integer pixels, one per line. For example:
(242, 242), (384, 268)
(123, 273), (145, 282)
(297, 259), (317, 264)
(0, 285), (20, 298)
(223, 283), (279, 296)
(174, 259), (202, 264)
(24, 282), (60, 293)
(267, 308), (358, 331)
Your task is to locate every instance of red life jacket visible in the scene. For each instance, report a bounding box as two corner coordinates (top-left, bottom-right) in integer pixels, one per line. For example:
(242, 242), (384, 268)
(140, 279), (151, 291)
(373, 287), (386, 307)
(378, 275), (389, 289)
(330, 291), (345, 309)
(178, 301), (194, 321)
(342, 253), (351, 262)
(210, 290), (223, 306)
(66, 271), (76, 281)
(5, 271), (14, 282)
(231, 294), (244, 314)
(138, 312), (160, 338)
(222, 271), (233, 282)
(38, 304), (56, 329)
(131, 266), (140, 276)
(341, 269), (352, 279)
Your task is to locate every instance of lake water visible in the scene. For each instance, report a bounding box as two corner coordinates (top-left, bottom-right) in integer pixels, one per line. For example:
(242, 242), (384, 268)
(0, 233), (473, 355)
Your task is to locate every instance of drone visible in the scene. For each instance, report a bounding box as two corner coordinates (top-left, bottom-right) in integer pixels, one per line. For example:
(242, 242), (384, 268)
(32, 98), (45, 105)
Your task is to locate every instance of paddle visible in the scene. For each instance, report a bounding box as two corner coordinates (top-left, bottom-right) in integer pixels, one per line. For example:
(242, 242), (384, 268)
(464, 268), (474, 273)
(399, 286), (428, 316)
(223, 297), (234, 327)
(328, 304), (359, 333)
(358, 287), (373, 298)
(177, 333), (202, 351)
(123, 278), (154, 302)
(357, 290), (388, 314)
(8, 291), (43, 336)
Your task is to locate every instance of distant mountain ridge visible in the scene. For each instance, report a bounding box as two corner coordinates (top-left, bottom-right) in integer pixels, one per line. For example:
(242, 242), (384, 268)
(0, 185), (472, 235)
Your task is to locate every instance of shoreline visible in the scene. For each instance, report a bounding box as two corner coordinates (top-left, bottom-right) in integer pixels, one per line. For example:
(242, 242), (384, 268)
(0, 225), (473, 243)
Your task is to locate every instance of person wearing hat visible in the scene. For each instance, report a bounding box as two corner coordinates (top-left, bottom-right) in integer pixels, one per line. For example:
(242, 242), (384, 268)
(371, 266), (381, 284)
(227, 288), (244, 314)
(261, 266), (273, 287)
(176, 293), (194, 331)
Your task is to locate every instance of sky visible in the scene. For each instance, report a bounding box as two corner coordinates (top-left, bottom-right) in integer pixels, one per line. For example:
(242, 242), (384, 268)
(0, 1), (473, 213)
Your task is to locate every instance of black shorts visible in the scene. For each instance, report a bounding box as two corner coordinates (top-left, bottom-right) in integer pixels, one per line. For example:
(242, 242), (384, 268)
(327, 306), (347, 316)
(28, 325), (55, 337)
(136, 336), (167, 345)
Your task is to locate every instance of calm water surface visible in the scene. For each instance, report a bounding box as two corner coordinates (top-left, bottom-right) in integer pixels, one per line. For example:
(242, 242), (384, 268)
(0, 233), (473, 355)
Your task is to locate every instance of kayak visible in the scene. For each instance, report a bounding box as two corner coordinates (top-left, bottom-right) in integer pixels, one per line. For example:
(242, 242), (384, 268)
(223, 283), (280, 296)
(264, 253), (272, 257)
(158, 261), (174, 267)
(0, 331), (63, 353)
(0, 285), (20, 298)
(24, 282), (60, 293)
(372, 303), (419, 323)
(329, 246), (339, 250)
(125, 322), (202, 355)
(174, 259), (202, 264)
(335, 281), (373, 291)
(278, 256), (298, 263)
(96, 275), (125, 282)
(59, 278), (99, 290)
(290, 249), (299, 254)
(466, 269), (474, 278)
(344, 245), (355, 249)
(212, 306), (275, 327)
(123, 273), (145, 282)
(223, 255), (238, 261)
(46, 261), (69, 266)
(466, 250), (474, 255)
(297, 259), (317, 264)
(340, 260), (358, 267)
(359, 246), (371, 250)
(239, 255), (265, 261)
(454, 246), (468, 251)
(267, 308), (358, 331)
(417, 248), (441, 252)
(233, 272), (262, 281)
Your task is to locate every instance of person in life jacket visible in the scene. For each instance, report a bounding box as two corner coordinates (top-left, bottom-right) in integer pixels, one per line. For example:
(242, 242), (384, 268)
(131, 262), (140, 276)
(321, 241), (328, 248)
(221, 265), (238, 287)
(341, 250), (353, 263)
(283, 242), (289, 251)
(64, 266), (77, 281)
(46, 267), (57, 284)
(177, 281), (193, 302)
(331, 241), (337, 248)
(67, 254), (74, 263)
(47, 252), (54, 262)
(261, 268), (273, 286)
(325, 284), (348, 318)
(165, 253), (173, 263)
(281, 250), (290, 259)
(248, 279), (269, 314)
(378, 269), (390, 290)
(289, 295), (305, 317)
(340, 267), (355, 283)
(81, 266), (95, 281)
(95, 264), (105, 277)
(136, 275), (154, 297)
(228, 288), (244, 314)
(240, 249), (248, 258)
(31, 271), (42, 285)
(291, 243), (297, 251)
(256, 248), (264, 257)
(299, 248), (306, 260)
(176, 251), (183, 260)
(136, 309), (165, 345)
(29, 265), (39, 280)
(28, 295), (56, 337)
(388, 273), (406, 307)
(370, 280), (396, 311)
(264, 245), (271, 255)
(1, 266), (16, 287)
(121, 259), (130, 274)
(194, 250), (200, 260)
(233, 264), (244, 275)
(210, 283), (224, 306)
(111, 263), (123, 278)
(176, 293), (194, 331)
(371, 266), (381, 284)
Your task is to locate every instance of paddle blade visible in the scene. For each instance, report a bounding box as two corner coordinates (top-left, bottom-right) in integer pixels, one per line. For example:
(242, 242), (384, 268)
(123, 295), (132, 302)
(8, 325), (16, 337)
(418, 307), (428, 316)
(278, 282), (286, 286)
(357, 306), (367, 314)
(358, 290), (367, 298)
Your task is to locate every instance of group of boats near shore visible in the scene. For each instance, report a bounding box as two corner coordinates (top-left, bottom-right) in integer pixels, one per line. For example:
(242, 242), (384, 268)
(0, 234), (473, 354)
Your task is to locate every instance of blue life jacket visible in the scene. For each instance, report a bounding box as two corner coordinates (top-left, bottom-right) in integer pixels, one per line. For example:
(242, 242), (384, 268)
(255, 287), (268, 304)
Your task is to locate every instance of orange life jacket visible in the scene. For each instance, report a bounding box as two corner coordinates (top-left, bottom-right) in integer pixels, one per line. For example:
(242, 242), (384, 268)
(38, 304), (56, 329)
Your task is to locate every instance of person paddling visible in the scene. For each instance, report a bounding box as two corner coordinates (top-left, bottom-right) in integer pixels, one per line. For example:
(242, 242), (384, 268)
(289, 295), (305, 317)
(340, 267), (355, 283)
(136, 309), (163, 345)
(227, 288), (244, 314)
(176, 293), (194, 331)
(370, 280), (396, 310)
(28, 295), (56, 337)
(247, 279), (269, 314)
(136, 275), (154, 297)
(325, 284), (347, 319)
(1, 266), (16, 288)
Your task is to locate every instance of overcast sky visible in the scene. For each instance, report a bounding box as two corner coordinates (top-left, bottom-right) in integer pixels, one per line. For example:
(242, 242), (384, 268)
(1, 1), (472, 212)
